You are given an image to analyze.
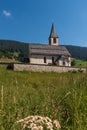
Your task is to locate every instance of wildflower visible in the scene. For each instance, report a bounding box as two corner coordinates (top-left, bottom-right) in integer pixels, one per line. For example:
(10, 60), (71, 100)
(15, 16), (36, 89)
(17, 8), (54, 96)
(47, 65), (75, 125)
(38, 125), (43, 130)
(30, 123), (37, 128)
(53, 120), (61, 129)
(46, 122), (53, 129)
(46, 117), (52, 122)
(31, 126), (38, 130)
(16, 119), (24, 123)
(16, 115), (61, 130)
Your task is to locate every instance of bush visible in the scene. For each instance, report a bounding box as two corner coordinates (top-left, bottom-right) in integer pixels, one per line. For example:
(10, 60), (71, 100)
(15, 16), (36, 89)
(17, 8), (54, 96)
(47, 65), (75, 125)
(71, 60), (76, 66)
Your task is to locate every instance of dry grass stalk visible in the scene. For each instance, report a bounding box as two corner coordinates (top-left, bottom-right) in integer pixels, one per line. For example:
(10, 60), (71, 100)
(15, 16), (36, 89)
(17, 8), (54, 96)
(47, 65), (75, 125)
(1, 85), (4, 109)
(58, 91), (71, 105)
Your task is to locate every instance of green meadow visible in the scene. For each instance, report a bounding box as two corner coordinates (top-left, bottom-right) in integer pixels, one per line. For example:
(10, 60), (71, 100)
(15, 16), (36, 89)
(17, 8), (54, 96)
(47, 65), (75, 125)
(71, 58), (87, 67)
(0, 66), (87, 130)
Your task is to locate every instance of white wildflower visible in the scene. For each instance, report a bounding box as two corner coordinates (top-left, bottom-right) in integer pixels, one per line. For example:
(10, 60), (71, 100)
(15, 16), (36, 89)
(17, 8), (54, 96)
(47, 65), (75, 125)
(46, 122), (53, 129)
(30, 123), (37, 128)
(53, 120), (61, 129)
(16, 119), (24, 123)
(46, 117), (52, 122)
(35, 119), (43, 124)
(31, 126), (38, 130)
(38, 125), (43, 130)
(43, 117), (48, 123)
(16, 115), (61, 130)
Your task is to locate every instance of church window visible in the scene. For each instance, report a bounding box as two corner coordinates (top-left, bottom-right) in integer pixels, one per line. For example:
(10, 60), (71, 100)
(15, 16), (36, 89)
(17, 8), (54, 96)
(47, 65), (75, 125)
(63, 61), (65, 66)
(44, 57), (46, 63)
(52, 57), (54, 64)
(53, 38), (56, 43)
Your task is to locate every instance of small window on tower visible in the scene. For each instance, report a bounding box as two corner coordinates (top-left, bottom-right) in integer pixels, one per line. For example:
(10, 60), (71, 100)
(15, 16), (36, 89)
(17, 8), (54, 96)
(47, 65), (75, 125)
(44, 57), (46, 63)
(53, 38), (56, 43)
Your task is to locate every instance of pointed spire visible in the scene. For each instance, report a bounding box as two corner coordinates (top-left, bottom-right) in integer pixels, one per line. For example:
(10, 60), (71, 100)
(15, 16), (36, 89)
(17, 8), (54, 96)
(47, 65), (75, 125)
(49, 23), (58, 38)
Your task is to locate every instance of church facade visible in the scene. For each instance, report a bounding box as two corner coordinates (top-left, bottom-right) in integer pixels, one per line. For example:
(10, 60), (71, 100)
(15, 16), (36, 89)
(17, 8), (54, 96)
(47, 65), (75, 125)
(28, 24), (71, 66)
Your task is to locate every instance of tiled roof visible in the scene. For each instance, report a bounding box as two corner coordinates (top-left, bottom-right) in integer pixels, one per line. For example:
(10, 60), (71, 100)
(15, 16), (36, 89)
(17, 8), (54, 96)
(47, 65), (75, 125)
(29, 44), (71, 56)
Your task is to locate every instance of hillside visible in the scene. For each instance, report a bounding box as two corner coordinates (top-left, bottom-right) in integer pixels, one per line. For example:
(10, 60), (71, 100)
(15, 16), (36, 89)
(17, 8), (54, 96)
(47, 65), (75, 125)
(0, 40), (29, 62)
(0, 40), (87, 61)
(65, 45), (87, 60)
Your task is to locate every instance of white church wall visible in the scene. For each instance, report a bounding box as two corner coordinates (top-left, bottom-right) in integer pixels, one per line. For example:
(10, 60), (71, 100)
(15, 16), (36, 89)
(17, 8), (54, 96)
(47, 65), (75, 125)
(58, 60), (71, 67)
(30, 55), (71, 67)
(30, 55), (44, 64)
(30, 55), (58, 65)
(58, 60), (62, 66)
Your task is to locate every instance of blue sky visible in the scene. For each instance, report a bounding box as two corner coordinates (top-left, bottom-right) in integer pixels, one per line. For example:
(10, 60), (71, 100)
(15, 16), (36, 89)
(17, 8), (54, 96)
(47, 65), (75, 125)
(0, 0), (87, 47)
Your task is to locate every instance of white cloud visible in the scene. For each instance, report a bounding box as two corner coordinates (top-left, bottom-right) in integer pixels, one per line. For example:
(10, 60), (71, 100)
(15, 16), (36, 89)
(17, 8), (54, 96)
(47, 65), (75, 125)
(3, 10), (11, 17)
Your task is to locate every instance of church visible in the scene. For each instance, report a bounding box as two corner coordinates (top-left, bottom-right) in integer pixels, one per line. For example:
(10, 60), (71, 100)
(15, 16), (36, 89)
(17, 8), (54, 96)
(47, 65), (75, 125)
(28, 24), (71, 66)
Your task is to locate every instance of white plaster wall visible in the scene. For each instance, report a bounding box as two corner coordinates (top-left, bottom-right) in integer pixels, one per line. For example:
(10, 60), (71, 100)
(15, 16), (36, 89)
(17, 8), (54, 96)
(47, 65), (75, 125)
(65, 62), (68, 66)
(68, 57), (71, 66)
(58, 60), (63, 66)
(30, 55), (57, 65)
(30, 55), (71, 67)
(58, 60), (71, 67)
(68, 62), (71, 67)
(30, 55), (44, 64)
(49, 38), (58, 46)
(66, 61), (71, 67)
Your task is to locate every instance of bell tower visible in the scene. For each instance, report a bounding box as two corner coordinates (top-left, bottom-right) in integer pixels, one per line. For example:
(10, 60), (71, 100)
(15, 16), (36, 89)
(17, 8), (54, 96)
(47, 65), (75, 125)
(49, 23), (59, 46)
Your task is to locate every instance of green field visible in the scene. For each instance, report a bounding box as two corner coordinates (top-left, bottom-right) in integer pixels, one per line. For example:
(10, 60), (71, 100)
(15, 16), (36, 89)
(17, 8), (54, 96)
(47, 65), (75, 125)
(0, 66), (87, 130)
(71, 58), (87, 67)
(75, 60), (87, 67)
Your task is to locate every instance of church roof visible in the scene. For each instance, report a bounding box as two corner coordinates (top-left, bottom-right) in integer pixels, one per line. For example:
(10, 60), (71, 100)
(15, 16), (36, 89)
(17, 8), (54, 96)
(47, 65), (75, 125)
(29, 44), (71, 56)
(49, 23), (58, 38)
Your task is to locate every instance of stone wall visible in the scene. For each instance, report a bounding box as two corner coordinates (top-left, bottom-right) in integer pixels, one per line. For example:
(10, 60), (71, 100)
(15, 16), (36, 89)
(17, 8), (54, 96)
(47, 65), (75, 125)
(13, 64), (86, 73)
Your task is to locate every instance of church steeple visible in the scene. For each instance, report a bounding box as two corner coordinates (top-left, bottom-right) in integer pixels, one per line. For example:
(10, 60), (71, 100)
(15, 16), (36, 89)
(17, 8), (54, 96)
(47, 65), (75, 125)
(49, 23), (59, 46)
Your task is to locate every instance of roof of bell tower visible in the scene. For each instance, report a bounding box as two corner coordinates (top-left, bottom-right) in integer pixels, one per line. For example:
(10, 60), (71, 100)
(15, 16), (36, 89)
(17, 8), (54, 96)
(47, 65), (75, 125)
(49, 23), (58, 38)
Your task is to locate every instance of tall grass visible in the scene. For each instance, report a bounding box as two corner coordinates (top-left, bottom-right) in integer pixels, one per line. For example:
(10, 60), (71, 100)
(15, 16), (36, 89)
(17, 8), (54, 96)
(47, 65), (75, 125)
(0, 66), (87, 130)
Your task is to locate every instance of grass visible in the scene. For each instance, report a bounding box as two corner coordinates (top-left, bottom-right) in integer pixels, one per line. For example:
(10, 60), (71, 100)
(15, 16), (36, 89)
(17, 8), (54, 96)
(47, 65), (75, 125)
(0, 57), (20, 63)
(72, 58), (87, 67)
(0, 66), (87, 130)
(76, 60), (87, 67)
